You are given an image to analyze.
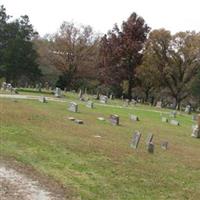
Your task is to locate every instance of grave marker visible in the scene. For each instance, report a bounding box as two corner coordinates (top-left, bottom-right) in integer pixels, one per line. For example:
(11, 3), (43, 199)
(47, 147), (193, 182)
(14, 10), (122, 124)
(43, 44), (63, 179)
(147, 142), (154, 153)
(130, 114), (139, 122)
(161, 141), (168, 150)
(55, 87), (61, 98)
(161, 117), (168, 123)
(146, 133), (154, 145)
(130, 131), (141, 149)
(109, 114), (119, 125)
(100, 95), (108, 104)
(185, 105), (191, 114)
(156, 101), (162, 108)
(170, 119), (180, 126)
(191, 115), (200, 138)
(68, 102), (78, 113)
(39, 96), (47, 103)
(86, 101), (94, 109)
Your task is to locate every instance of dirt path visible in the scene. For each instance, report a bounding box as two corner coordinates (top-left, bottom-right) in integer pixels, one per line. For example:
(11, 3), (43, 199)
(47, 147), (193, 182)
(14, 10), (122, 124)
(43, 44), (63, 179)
(0, 165), (65, 200)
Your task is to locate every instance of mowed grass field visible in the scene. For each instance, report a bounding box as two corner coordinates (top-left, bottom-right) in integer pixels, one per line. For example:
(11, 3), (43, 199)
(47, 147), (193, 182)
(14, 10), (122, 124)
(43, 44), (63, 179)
(0, 92), (200, 200)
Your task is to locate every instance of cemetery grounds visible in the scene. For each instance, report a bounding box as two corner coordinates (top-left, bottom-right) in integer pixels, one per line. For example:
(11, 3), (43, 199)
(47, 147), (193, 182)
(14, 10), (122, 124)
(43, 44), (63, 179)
(0, 89), (200, 200)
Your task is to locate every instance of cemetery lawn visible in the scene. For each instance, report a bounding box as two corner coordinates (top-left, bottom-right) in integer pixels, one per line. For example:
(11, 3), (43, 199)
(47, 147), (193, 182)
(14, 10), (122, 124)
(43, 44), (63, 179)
(0, 95), (200, 200)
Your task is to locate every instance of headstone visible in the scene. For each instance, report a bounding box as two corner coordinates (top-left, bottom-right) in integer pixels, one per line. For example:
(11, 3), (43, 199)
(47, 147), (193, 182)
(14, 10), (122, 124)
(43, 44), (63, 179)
(156, 101), (162, 108)
(130, 131), (141, 149)
(55, 87), (61, 98)
(74, 119), (83, 124)
(185, 105), (191, 114)
(6, 83), (12, 92)
(161, 141), (168, 150)
(147, 142), (154, 153)
(1, 82), (7, 90)
(109, 114), (119, 125)
(68, 102), (78, 113)
(130, 114), (139, 122)
(170, 111), (177, 118)
(191, 114), (200, 138)
(100, 95), (108, 104)
(192, 125), (200, 138)
(170, 119), (180, 126)
(161, 117), (168, 123)
(86, 101), (94, 109)
(131, 99), (137, 105)
(39, 96), (47, 103)
(146, 133), (154, 145)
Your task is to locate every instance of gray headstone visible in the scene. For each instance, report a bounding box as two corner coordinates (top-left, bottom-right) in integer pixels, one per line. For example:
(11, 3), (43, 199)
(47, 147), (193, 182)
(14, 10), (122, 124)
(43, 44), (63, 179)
(131, 131), (141, 149)
(170, 111), (177, 118)
(146, 133), (154, 145)
(109, 114), (119, 125)
(170, 119), (180, 126)
(161, 141), (168, 150)
(191, 125), (200, 138)
(147, 142), (154, 153)
(130, 114), (139, 122)
(86, 101), (94, 109)
(55, 87), (61, 98)
(68, 102), (78, 113)
(185, 105), (191, 114)
(191, 115), (200, 138)
(100, 95), (108, 104)
(1, 82), (7, 90)
(156, 101), (162, 108)
(161, 117), (168, 123)
(39, 96), (47, 103)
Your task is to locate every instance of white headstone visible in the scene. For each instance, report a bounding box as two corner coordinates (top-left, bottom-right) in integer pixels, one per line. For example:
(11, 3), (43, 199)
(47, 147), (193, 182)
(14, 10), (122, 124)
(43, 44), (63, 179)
(68, 102), (78, 113)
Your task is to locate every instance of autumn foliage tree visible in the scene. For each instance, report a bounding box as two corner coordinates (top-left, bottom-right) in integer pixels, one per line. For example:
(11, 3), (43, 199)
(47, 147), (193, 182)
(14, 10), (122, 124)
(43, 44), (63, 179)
(48, 22), (99, 89)
(99, 13), (150, 99)
(143, 29), (200, 109)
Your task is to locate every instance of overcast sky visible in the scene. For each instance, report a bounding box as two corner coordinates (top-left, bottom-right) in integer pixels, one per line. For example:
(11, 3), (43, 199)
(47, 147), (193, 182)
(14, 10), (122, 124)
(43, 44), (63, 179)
(1, 0), (200, 36)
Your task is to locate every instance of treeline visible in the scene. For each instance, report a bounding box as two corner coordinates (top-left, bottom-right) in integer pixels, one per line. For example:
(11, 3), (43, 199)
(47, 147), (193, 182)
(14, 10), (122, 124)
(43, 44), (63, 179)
(0, 5), (200, 109)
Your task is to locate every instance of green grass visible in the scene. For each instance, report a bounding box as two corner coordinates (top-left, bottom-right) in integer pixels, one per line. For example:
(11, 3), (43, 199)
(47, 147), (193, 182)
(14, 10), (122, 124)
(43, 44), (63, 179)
(0, 92), (199, 200)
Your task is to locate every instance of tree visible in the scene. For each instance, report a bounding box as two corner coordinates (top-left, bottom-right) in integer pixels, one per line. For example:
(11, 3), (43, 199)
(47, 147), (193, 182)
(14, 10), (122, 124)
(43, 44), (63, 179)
(99, 13), (150, 99)
(0, 5), (41, 85)
(144, 29), (200, 109)
(48, 22), (99, 89)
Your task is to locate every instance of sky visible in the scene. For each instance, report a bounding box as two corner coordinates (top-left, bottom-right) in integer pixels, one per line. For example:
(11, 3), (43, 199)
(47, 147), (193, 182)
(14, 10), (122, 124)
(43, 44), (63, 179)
(1, 0), (200, 36)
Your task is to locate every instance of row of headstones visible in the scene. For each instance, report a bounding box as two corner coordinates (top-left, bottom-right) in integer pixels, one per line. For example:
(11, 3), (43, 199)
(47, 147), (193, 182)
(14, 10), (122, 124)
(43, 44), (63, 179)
(130, 132), (168, 153)
(38, 97), (200, 138)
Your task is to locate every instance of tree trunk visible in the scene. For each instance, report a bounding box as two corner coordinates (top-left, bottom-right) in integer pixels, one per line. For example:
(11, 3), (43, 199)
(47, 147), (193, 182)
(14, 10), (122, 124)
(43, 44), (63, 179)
(127, 77), (133, 101)
(175, 97), (181, 110)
